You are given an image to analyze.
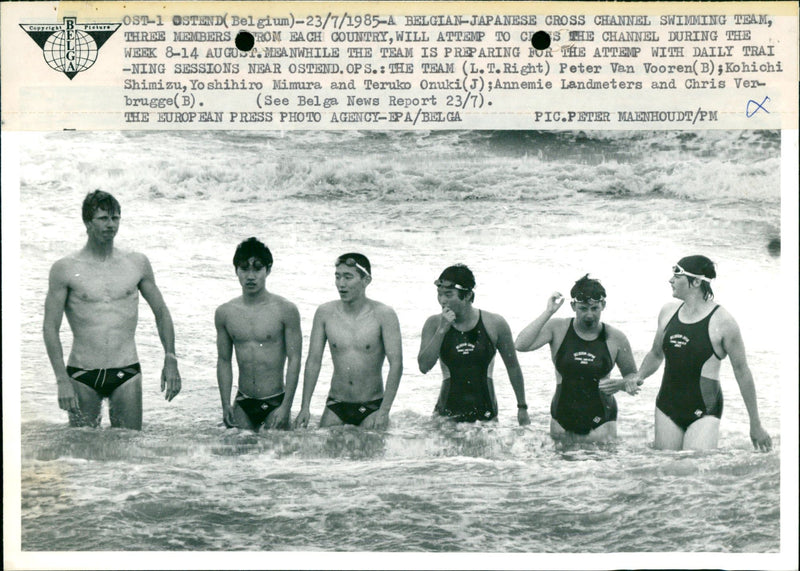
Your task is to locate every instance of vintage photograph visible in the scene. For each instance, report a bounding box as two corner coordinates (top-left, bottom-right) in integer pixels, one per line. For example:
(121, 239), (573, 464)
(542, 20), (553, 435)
(14, 128), (782, 557)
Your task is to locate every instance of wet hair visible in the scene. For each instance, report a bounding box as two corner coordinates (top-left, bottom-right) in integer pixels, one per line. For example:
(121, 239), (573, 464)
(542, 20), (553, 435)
(677, 255), (716, 300)
(335, 252), (372, 278)
(437, 264), (476, 302)
(82, 190), (121, 223)
(570, 274), (606, 301)
(233, 237), (273, 270)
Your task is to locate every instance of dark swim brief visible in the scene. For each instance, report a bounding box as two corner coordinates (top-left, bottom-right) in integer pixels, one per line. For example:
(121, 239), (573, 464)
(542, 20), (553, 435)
(66, 363), (141, 398)
(234, 391), (285, 427)
(326, 397), (383, 426)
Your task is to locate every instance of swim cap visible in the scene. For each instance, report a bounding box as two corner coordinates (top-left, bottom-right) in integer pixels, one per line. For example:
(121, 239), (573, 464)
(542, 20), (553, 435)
(675, 255), (716, 281)
(435, 264), (475, 291)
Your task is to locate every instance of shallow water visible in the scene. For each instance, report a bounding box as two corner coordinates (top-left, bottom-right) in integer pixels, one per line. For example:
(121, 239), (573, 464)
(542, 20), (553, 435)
(13, 130), (782, 553)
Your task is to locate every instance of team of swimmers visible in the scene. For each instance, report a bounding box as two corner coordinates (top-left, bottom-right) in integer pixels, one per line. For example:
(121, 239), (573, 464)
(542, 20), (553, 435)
(43, 191), (773, 452)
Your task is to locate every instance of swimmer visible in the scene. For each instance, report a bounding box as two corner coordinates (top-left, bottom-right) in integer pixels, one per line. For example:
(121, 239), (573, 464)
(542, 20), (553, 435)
(294, 253), (402, 429)
(419, 264), (530, 425)
(43, 190), (181, 429)
(625, 255), (772, 451)
(515, 275), (638, 442)
(215, 238), (302, 431)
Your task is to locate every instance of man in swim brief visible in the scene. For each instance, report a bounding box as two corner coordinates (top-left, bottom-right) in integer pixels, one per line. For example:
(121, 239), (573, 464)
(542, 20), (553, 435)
(216, 237), (302, 431)
(294, 253), (402, 430)
(43, 190), (181, 429)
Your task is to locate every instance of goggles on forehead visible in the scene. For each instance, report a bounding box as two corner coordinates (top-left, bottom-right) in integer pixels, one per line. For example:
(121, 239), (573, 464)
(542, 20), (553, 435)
(571, 295), (605, 304)
(335, 257), (371, 278)
(237, 260), (266, 269)
(434, 279), (471, 291)
(672, 264), (712, 282)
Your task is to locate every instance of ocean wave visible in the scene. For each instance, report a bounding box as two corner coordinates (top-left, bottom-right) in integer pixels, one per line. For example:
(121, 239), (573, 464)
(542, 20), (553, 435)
(19, 130), (780, 206)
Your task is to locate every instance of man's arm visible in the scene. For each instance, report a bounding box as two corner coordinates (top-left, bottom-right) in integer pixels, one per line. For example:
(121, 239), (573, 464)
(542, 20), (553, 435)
(514, 293), (563, 352)
(294, 306), (326, 428)
(267, 302), (302, 429)
(43, 260), (78, 412)
(363, 307), (403, 429)
(137, 254), (181, 401)
(417, 312), (452, 373)
(214, 306), (235, 427)
(719, 312), (772, 451)
(492, 314), (531, 426)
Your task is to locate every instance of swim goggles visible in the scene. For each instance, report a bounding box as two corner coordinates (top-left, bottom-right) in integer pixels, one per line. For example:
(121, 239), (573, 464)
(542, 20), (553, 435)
(672, 264), (712, 282)
(434, 279), (471, 291)
(335, 257), (371, 278)
(571, 295), (606, 304)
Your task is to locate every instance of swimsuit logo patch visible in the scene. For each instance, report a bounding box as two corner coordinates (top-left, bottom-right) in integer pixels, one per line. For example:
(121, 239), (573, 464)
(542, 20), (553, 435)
(261, 403), (269, 410)
(593, 416), (602, 424)
(694, 409), (703, 417)
(358, 406), (366, 413)
(116, 371), (125, 378)
(573, 351), (596, 365)
(484, 411), (492, 418)
(669, 334), (690, 348)
(455, 342), (476, 355)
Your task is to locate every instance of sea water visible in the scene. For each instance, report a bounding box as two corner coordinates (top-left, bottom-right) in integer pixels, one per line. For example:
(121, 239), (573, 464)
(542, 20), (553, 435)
(13, 130), (781, 553)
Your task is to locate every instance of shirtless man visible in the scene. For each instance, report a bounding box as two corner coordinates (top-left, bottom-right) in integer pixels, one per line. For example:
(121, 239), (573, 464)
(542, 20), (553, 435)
(625, 255), (772, 451)
(43, 190), (181, 430)
(215, 237), (301, 431)
(418, 264), (530, 425)
(294, 253), (402, 429)
(515, 275), (638, 442)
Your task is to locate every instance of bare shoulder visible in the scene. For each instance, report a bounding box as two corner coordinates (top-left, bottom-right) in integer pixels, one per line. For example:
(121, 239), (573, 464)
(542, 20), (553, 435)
(604, 323), (630, 343)
(316, 300), (338, 319)
(369, 300), (399, 320)
(710, 304), (739, 334)
(270, 292), (299, 310)
(658, 301), (682, 322)
(215, 296), (241, 321)
(216, 296), (241, 312)
(479, 309), (506, 325)
(478, 310), (511, 337)
(121, 248), (148, 264)
(272, 293), (301, 320)
(121, 249), (153, 277)
(49, 254), (78, 280)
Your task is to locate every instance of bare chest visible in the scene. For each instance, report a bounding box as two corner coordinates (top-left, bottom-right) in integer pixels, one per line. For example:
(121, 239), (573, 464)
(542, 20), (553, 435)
(67, 260), (141, 303)
(226, 306), (285, 344)
(326, 316), (382, 353)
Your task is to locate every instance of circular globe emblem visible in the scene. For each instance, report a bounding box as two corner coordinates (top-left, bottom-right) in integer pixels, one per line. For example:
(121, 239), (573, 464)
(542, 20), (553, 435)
(42, 28), (98, 74)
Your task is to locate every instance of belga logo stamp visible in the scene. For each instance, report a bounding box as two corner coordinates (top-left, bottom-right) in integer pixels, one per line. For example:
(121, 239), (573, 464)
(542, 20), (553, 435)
(20, 17), (120, 79)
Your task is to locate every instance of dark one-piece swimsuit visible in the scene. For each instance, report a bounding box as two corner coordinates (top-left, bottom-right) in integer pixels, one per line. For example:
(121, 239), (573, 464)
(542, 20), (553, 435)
(234, 391), (285, 427)
(657, 304), (724, 430)
(435, 311), (499, 422)
(66, 363), (141, 398)
(551, 320), (617, 435)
